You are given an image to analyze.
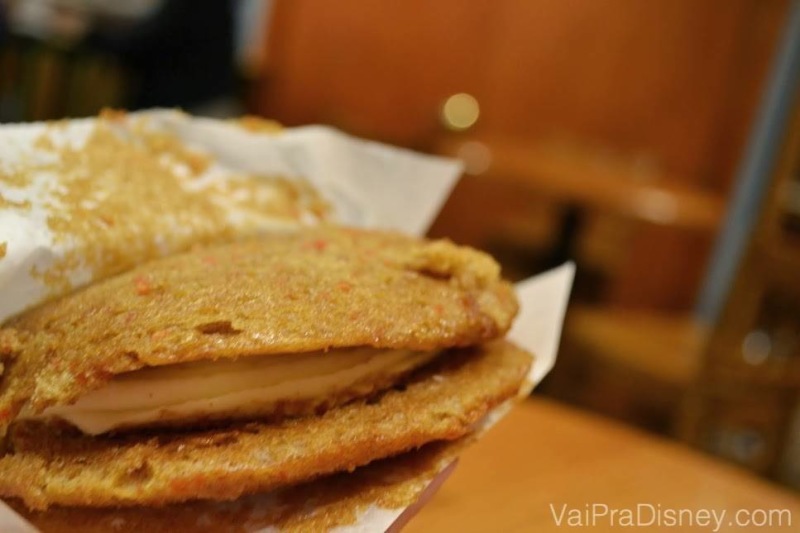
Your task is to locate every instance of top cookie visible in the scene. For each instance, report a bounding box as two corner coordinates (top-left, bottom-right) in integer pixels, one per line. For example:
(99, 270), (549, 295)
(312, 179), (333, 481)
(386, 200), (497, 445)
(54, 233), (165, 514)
(0, 226), (517, 424)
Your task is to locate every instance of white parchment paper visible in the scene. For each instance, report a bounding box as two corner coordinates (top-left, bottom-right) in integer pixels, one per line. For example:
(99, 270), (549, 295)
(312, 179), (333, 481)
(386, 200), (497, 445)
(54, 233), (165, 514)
(0, 112), (573, 532)
(0, 110), (460, 322)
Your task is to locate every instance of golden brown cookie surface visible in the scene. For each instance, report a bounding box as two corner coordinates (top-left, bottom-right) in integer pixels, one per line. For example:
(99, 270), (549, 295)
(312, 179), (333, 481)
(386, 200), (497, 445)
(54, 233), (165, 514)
(0, 227), (517, 422)
(0, 341), (531, 510)
(7, 439), (467, 533)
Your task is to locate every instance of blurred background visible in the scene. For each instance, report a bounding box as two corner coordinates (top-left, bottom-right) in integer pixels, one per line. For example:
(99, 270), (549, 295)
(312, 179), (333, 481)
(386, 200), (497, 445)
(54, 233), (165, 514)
(1, 0), (799, 490)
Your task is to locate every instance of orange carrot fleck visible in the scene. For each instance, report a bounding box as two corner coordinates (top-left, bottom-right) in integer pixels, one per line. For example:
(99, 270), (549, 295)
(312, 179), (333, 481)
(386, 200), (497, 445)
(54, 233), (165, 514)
(134, 276), (152, 295)
(338, 281), (353, 292)
(303, 238), (327, 251)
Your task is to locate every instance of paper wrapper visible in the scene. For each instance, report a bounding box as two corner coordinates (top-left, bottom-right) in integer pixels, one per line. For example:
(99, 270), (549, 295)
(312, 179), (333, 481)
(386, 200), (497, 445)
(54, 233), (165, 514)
(0, 110), (459, 323)
(0, 112), (573, 532)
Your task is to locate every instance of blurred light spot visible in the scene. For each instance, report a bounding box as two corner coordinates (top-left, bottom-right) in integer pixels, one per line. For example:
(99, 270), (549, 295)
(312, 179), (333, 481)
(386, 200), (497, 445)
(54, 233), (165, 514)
(456, 141), (492, 175)
(441, 93), (480, 131)
(742, 330), (771, 365)
(634, 190), (678, 224)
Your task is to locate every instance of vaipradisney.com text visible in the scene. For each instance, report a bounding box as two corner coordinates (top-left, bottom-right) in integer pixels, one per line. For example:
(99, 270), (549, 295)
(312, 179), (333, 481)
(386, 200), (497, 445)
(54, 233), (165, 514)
(549, 503), (793, 531)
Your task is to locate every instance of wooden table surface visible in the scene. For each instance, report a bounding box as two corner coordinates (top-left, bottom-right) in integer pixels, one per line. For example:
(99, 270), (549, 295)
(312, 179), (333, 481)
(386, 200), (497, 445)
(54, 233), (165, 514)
(407, 398), (800, 532)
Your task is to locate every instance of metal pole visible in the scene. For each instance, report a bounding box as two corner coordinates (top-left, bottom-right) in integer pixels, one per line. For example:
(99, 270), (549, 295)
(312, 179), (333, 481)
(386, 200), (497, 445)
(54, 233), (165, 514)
(696, 0), (800, 323)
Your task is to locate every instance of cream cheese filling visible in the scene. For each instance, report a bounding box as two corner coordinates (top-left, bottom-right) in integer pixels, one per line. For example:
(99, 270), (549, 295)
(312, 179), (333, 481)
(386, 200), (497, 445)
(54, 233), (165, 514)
(36, 348), (438, 435)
